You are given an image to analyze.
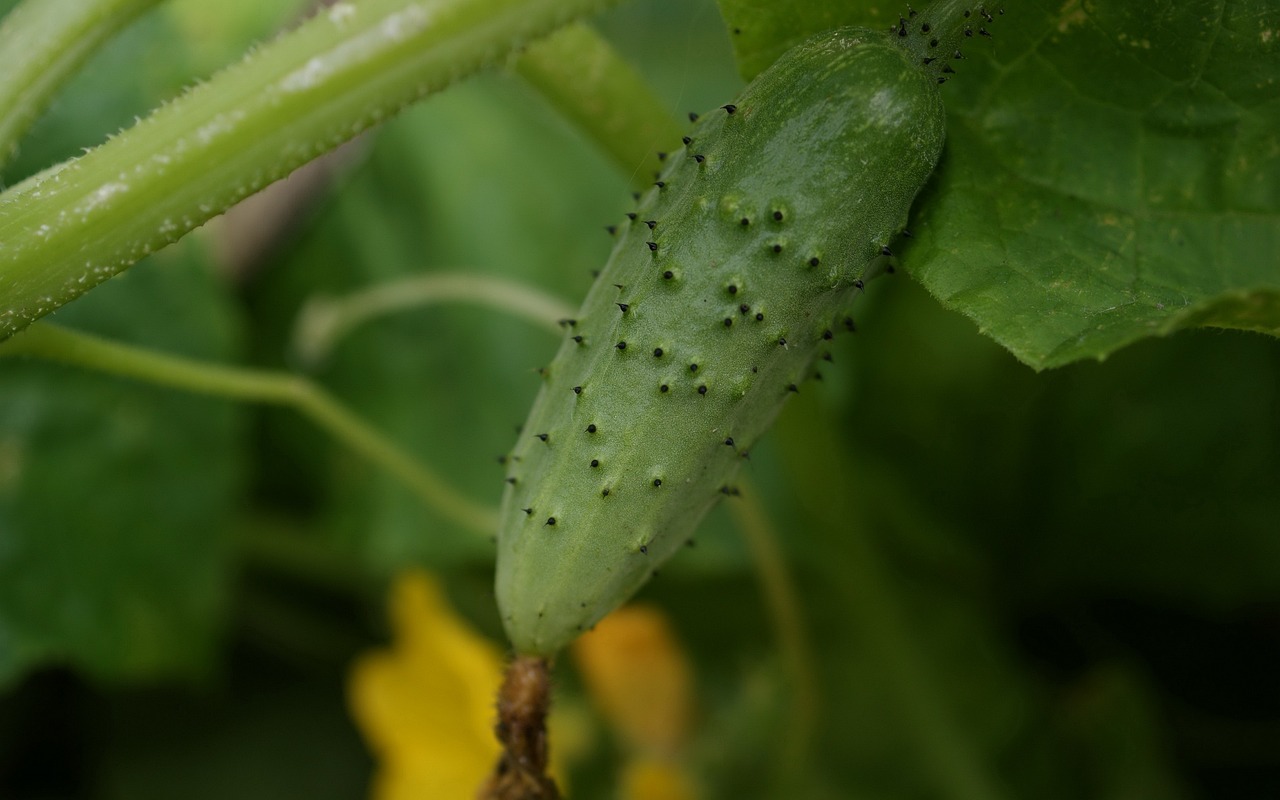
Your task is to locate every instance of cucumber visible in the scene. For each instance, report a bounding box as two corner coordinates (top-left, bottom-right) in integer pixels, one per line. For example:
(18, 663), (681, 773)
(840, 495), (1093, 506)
(495, 25), (946, 656)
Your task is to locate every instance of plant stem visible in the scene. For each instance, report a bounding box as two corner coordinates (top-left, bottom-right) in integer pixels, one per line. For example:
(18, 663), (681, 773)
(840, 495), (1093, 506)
(514, 22), (684, 190)
(0, 323), (496, 535)
(895, 0), (1001, 82)
(777, 400), (1008, 800)
(479, 656), (560, 800)
(292, 272), (575, 366)
(0, 0), (163, 168)
(0, 0), (619, 341)
(831, 522), (1006, 800)
(726, 477), (820, 785)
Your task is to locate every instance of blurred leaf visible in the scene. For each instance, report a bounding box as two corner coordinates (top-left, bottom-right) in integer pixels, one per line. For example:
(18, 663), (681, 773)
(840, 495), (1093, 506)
(163, 0), (305, 75)
(1053, 665), (1190, 800)
(0, 241), (245, 685)
(765, 383), (1197, 799)
(839, 274), (1280, 611)
(100, 662), (371, 800)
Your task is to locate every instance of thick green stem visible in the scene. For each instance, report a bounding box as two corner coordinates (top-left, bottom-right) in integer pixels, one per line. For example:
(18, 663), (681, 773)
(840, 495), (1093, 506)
(0, 323), (496, 534)
(0, 0), (164, 168)
(292, 272), (575, 366)
(894, 0), (1001, 82)
(0, 0), (618, 341)
(513, 23), (684, 190)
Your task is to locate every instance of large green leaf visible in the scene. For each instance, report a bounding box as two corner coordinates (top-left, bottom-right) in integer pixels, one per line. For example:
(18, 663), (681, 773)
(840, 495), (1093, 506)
(0, 241), (245, 686)
(912, 0), (1280, 367)
(715, 0), (1280, 368)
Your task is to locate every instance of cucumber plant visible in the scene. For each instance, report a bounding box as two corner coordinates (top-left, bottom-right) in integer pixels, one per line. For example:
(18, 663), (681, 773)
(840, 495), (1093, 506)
(1, 0), (1277, 797)
(495, 5), (989, 656)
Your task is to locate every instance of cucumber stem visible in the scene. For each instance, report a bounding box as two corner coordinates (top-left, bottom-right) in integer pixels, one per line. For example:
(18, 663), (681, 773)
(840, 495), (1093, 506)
(728, 479), (820, 783)
(894, 0), (1003, 83)
(479, 656), (560, 800)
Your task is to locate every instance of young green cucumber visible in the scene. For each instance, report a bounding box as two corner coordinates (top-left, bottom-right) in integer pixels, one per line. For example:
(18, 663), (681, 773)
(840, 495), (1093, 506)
(496, 26), (945, 656)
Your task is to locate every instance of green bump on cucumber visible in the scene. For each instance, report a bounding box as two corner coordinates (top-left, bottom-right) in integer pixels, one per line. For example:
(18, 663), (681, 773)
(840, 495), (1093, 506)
(495, 25), (946, 656)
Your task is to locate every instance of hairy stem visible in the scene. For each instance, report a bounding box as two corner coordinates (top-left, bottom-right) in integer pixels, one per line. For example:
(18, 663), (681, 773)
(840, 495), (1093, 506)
(292, 271), (575, 366)
(0, 0), (619, 340)
(0, 0), (163, 167)
(514, 23), (684, 191)
(0, 323), (496, 534)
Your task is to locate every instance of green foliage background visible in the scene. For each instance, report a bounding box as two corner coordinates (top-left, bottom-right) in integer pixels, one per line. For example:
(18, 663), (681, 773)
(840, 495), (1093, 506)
(0, 0), (1277, 797)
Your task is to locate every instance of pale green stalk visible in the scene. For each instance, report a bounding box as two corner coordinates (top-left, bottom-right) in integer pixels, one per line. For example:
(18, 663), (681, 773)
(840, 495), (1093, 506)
(0, 323), (496, 534)
(778, 405), (1009, 800)
(514, 22), (683, 190)
(726, 478), (820, 785)
(0, 0), (618, 341)
(830, 518), (1006, 800)
(0, 0), (164, 167)
(292, 272), (575, 366)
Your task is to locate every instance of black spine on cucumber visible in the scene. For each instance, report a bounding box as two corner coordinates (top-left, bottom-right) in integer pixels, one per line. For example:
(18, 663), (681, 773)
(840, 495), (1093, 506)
(895, 1), (1004, 83)
(495, 25), (947, 656)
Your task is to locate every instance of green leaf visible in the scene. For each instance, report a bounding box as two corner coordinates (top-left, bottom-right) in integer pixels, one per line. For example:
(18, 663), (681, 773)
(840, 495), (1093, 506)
(0, 241), (245, 686)
(714, 0), (1280, 367)
(908, 0), (1280, 367)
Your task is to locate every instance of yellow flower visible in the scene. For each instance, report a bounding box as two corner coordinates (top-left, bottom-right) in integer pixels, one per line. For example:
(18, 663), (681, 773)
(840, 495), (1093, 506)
(348, 571), (503, 800)
(572, 605), (701, 800)
(618, 757), (701, 800)
(349, 573), (700, 800)
(570, 604), (693, 757)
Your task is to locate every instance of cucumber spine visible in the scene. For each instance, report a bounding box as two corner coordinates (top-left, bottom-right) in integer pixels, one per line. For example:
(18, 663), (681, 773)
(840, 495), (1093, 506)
(495, 26), (946, 656)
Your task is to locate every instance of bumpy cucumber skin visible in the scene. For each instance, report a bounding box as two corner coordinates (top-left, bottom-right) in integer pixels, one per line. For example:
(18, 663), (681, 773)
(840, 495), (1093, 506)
(496, 27), (945, 656)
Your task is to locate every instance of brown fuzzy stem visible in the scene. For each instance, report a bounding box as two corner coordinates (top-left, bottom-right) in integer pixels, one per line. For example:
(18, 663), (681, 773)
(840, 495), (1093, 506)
(477, 656), (561, 800)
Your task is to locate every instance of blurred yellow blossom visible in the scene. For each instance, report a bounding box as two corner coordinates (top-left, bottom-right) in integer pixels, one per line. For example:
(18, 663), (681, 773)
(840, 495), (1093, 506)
(572, 604), (701, 799)
(348, 570), (502, 799)
(349, 573), (700, 799)
(618, 756), (701, 800)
